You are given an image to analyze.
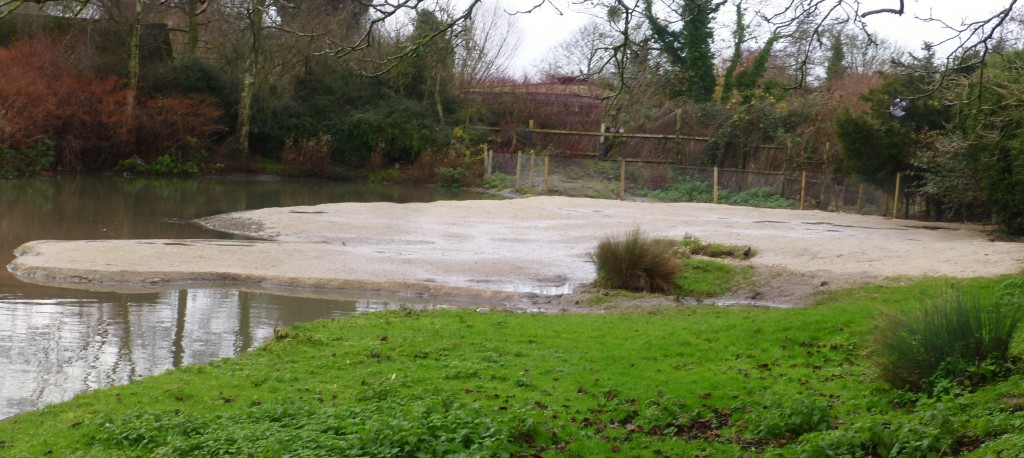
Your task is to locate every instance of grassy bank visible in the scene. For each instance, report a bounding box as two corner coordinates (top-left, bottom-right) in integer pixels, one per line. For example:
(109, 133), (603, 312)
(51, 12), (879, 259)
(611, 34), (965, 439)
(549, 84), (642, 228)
(1, 277), (1023, 456)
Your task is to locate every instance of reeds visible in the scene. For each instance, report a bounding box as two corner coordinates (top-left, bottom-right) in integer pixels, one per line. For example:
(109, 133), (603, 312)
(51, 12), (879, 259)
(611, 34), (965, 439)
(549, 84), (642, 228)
(872, 288), (1024, 393)
(590, 228), (680, 294)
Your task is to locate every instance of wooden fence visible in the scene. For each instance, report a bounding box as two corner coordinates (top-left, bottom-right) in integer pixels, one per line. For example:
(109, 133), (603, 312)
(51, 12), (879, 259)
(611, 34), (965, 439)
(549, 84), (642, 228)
(488, 119), (808, 173)
(484, 148), (917, 220)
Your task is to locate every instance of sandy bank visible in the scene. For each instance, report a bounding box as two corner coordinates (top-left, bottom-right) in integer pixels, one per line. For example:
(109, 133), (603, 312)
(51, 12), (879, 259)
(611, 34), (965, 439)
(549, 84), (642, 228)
(8, 196), (1023, 306)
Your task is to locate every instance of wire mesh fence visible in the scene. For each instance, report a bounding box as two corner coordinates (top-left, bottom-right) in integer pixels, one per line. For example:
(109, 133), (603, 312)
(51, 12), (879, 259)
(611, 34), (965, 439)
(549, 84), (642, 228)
(485, 150), (967, 222)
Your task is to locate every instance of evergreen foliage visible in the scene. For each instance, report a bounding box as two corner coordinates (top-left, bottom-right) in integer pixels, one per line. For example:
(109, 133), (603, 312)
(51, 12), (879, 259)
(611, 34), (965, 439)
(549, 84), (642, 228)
(645, 0), (725, 103)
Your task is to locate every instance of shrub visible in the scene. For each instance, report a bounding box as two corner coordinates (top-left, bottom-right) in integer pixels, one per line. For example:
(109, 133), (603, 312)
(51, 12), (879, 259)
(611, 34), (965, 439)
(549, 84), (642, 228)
(482, 172), (513, 190)
(0, 38), (226, 171)
(872, 288), (1024, 393)
(435, 166), (466, 189)
(640, 176), (713, 202)
(282, 134), (333, 177)
(0, 139), (55, 177)
(590, 228), (680, 293)
(720, 186), (794, 209)
(131, 95), (227, 166)
(114, 152), (202, 176)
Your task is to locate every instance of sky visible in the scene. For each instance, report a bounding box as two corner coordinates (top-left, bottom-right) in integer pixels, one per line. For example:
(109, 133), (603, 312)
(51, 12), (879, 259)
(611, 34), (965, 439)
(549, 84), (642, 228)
(496, 0), (1019, 75)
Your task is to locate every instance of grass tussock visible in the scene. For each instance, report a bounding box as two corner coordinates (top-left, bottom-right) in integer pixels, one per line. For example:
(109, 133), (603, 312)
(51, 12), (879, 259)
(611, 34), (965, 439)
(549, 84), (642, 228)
(591, 228), (680, 293)
(677, 233), (753, 259)
(872, 288), (1024, 393)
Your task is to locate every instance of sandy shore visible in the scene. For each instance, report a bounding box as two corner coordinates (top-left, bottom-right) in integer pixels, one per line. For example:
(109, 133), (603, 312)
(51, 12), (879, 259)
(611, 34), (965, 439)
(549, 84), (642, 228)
(8, 196), (1023, 307)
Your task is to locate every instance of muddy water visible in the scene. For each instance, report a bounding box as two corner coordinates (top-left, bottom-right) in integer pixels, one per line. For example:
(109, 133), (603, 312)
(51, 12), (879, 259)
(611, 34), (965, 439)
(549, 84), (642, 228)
(0, 176), (486, 419)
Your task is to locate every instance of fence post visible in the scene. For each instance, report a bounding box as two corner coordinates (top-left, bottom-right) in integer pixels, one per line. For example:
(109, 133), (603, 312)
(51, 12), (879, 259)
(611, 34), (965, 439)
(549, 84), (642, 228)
(800, 170), (808, 210)
(599, 122), (606, 157)
(674, 110), (683, 164)
(527, 119), (534, 149)
(713, 166), (719, 204)
(619, 158), (626, 200)
(529, 152), (536, 188)
(892, 172), (902, 220)
(484, 145), (492, 179)
(543, 155), (550, 194)
(856, 182), (864, 214)
(780, 139), (790, 196)
(515, 151), (522, 189)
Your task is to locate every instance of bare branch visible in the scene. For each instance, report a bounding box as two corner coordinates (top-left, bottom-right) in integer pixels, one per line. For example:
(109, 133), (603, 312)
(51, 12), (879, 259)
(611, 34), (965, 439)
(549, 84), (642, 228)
(860, 0), (904, 18)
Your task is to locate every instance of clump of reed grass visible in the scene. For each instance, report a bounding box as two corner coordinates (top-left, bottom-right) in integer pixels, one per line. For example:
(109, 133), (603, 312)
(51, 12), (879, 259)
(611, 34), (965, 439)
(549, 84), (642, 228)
(872, 288), (1024, 394)
(590, 228), (680, 294)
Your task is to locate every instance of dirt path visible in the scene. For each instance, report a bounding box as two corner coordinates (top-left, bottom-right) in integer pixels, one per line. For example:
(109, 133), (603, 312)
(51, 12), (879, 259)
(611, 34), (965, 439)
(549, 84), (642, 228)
(8, 196), (1023, 308)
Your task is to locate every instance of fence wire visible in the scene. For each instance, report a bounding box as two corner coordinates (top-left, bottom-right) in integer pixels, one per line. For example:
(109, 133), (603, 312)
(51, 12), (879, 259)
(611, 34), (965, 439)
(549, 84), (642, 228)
(486, 152), (978, 223)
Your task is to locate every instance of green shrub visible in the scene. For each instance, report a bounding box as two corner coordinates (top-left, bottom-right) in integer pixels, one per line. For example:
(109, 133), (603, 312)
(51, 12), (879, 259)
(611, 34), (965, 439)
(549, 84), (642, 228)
(436, 166), (466, 189)
(872, 288), (1024, 393)
(115, 152), (201, 176)
(482, 172), (513, 189)
(720, 186), (794, 209)
(0, 139), (55, 177)
(590, 228), (680, 293)
(640, 176), (713, 202)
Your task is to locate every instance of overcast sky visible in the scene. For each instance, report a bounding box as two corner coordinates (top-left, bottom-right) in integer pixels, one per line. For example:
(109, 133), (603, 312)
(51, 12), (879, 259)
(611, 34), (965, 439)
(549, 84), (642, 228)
(499, 0), (1019, 75)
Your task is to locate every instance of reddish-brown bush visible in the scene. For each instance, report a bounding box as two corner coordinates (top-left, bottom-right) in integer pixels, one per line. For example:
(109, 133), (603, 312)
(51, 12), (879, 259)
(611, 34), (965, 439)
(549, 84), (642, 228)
(133, 96), (227, 164)
(0, 38), (226, 171)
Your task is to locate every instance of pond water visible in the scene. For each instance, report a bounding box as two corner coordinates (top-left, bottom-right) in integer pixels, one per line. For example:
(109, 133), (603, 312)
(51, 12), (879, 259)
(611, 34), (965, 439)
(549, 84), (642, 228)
(0, 176), (487, 420)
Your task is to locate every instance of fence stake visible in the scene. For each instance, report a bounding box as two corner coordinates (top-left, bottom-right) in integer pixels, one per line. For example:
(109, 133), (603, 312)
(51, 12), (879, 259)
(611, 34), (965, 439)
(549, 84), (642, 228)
(856, 182), (864, 214)
(800, 170), (807, 210)
(713, 166), (719, 204)
(484, 146), (492, 179)
(543, 155), (550, 194)
(892, 172), (902, 220)
(619, 158), (626, 200)
(527, 120), (534, 149)
(675, 109), (683, 163)
(529, 152), (536, 188)
(515, 151), (522, 189)
(599, 122), (606, 157)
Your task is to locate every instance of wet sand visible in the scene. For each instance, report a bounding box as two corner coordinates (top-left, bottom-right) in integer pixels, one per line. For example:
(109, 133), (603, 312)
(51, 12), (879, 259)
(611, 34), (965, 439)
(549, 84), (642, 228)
(8, 196), (1023, 307)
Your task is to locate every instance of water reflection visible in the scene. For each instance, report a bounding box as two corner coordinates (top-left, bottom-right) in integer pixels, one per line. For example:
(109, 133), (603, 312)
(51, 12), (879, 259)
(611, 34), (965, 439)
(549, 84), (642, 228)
(0, 176), (485, 419)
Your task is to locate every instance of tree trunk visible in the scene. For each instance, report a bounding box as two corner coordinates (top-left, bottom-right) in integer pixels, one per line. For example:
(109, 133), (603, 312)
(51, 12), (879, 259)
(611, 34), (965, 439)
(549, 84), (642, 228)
(125, 0), (143, 146)
(185, 0), (199, 58)
(433, 69), (444, 124)
(236, 0), (266, 160)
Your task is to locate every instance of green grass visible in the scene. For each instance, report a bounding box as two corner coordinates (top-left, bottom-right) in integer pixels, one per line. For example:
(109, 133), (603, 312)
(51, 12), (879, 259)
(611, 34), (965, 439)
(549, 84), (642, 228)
(675, 257), (751, 297)
(1, 277), (1023, 456)
(640, 177), (794, 209)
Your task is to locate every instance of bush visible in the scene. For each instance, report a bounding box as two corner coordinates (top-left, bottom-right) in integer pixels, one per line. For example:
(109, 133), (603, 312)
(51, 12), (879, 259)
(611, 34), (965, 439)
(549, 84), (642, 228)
(640, 176), (714, 202)
(482, 172), (513, 190)
(590, 228), (680, 293)
(0, 38), (226, 172)
(114, 152), (202, 176)
(872, 288), (1024, 393)
(282, 134), (333, 177)
(0, 139), (55, 177)
(720, 186), (794, 209)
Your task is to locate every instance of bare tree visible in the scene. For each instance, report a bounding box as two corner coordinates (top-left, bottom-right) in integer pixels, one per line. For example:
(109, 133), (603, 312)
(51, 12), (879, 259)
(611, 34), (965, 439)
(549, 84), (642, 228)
(453, 0), (523, 88)
(537, 19), (616, 79)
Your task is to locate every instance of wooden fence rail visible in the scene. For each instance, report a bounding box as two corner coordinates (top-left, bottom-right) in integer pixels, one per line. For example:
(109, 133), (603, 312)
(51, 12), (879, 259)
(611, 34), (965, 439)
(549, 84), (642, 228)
(487, 150), (909, 219)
